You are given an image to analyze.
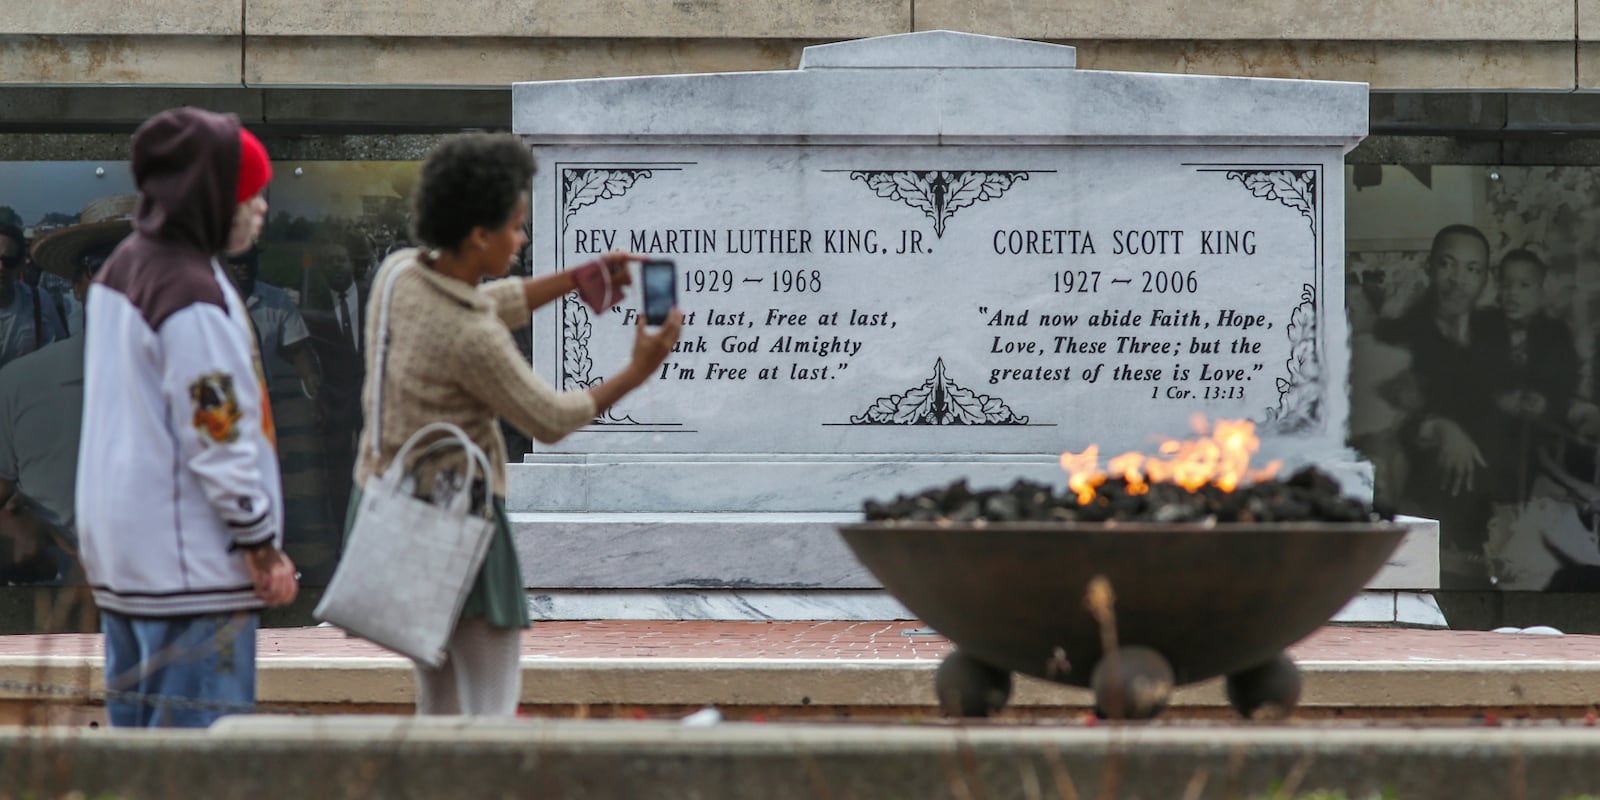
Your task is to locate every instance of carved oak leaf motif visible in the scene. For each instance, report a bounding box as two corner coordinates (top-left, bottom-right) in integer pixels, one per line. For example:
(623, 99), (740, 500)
(560, 296), (595, 391)
(556, 165), (661, 425)
(560, 295), (638, 424)
(854, 172), (938, 223)
(1263, 284), (1321, 433)
(850, 358), (1028, 425)
(940, 172), (1027, 228)
(561, 169), (653, 232)
(1223, 170), (1316, 234)
(848, 171), (1029, 238)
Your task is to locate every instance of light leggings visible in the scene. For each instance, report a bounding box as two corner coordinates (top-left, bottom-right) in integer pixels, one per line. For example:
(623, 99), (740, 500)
(412, 617), (522, 716)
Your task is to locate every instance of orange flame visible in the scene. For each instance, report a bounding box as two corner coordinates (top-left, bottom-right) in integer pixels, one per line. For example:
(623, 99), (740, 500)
(1059, 445), (1105, 505)
(1105, 452), (1149, 496)
(1061, 415), (1281, 502)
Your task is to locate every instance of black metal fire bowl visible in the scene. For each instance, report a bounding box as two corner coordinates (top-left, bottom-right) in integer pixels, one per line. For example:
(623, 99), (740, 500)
(838, 520), (1407, 719)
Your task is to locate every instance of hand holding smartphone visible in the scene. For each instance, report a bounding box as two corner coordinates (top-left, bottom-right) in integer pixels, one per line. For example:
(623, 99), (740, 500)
(641, 259), (677, 326)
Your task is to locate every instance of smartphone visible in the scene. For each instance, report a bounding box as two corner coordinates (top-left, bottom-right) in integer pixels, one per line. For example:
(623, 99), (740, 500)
(641, 259), (677, 326)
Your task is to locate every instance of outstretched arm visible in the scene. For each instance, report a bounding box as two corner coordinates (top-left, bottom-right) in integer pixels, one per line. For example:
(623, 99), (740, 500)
(455, 309), (682, 444)
(482, 250), (641, 329)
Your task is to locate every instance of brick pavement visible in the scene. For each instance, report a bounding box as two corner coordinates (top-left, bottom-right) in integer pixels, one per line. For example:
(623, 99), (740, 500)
(0, 622), (1597, 663)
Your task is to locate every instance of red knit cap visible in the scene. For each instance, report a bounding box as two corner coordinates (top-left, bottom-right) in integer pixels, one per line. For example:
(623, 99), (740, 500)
(236, 127), (272, 202)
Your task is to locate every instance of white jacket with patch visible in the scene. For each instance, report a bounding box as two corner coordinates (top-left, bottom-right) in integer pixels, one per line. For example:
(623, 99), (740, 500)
(77, 258), (281, 616)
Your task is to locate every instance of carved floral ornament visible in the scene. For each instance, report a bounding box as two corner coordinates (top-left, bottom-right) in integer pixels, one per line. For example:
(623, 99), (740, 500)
(845, 170), (1032, 238)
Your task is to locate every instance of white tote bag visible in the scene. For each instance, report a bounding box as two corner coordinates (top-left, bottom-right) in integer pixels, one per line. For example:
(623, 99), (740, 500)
(313, 261), (497, 668)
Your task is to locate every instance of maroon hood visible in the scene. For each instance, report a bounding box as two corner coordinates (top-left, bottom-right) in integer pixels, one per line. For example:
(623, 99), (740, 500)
(93, 108), (245, 331)
(130, 107), (241, 255)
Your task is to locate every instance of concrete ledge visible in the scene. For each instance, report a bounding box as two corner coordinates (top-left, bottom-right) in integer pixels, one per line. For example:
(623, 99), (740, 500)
(264, 656), (1600, 712)
(518, 658), (1600, 710)
(7, 38), (1587, 91)
(1074, 40), (1578, 92)
(1574, 42), (1600, 90)
(0, 6), (1590, 91)
(1580, 0), (1600, 39)
(10, 1), (241, 36)
(1, 653), (1594, 712)
(27, 0), (1580, 42)
(246, 0), (909, 38)
(918, 0), (1576, 41)
(0, 720), (1588, 799)
(243, 36), (810, 88)
(0, 35), (242, 85)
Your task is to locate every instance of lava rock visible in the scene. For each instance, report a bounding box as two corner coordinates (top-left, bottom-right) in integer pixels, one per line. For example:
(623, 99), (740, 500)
(862, 467), (1388, 525)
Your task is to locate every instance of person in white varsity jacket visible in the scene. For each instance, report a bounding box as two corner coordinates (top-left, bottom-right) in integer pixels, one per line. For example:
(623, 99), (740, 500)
(76, 107), (298, 727)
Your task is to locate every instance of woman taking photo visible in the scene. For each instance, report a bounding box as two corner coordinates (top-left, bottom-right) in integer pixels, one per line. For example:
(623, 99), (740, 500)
(352, 134), (682, 715)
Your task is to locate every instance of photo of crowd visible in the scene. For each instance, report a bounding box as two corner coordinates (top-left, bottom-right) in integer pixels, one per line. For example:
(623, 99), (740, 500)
(1349, 165), (1600, 591)
(0, 159), (543, 590)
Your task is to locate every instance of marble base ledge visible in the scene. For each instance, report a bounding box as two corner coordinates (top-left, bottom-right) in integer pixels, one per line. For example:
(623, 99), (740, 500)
(506, 456), (1379, 514)
(1333, 592), (1449, 629)
(509, 512), (1440, 591)
(524, 590), (1445, 626)
(526, 590), (912, 622)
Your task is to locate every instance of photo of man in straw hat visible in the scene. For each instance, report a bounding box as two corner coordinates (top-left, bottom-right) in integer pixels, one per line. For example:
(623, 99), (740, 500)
(31, 194), (139, 322)
(0, 194), (135, 588)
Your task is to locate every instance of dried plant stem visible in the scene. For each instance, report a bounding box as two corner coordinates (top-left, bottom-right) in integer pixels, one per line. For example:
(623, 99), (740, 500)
(1084, 575), (1120, 719)
(1180, 768), (1209, 800)
(1017, 757), (1045, 800)
(1269, 753), (1313, 800)
(941, 735), (989, 800)
(1508, 747), (1528, 800)
(1096, 746), (1124, 800)
(800, 751), (835, 800)
(1222, 745), (1247, 800)
(958, 736), (989, 800)
(1040, 743), (1081, 800)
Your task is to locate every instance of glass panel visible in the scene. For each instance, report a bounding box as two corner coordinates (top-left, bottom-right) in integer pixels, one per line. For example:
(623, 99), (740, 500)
(0, 160), (429, 602)
(1348, 165), (1600, 592)
(0, 161), (138, 603)
(248, 161), (420, 585)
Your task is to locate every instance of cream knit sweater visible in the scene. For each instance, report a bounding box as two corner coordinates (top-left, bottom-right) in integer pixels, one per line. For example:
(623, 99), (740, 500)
(354, 249), (597, 498)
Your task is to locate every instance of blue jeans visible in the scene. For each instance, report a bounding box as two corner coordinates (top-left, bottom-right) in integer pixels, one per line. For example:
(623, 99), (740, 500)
(101, 610), (258, 728)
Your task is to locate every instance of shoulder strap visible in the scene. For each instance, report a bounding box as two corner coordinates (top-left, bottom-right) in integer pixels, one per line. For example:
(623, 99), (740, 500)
(367, 257), (412, 459)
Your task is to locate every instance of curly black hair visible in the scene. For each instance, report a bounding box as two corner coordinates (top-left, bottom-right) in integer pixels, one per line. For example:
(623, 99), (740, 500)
(0, 223), (24, 251)
(410, 134), (535, 251)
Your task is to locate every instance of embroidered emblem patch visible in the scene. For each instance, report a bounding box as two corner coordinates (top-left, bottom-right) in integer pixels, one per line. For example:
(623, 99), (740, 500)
(190, 372), (242, 445)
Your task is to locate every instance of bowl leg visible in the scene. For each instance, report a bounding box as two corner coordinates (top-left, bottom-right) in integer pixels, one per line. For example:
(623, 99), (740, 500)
(1225, 653), (1302, 720)
(1090, 645), (1174, 720)
(935, 650), (1012, 718)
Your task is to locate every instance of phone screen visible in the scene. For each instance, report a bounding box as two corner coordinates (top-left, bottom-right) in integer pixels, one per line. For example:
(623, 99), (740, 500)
(642, 260), (676, 326)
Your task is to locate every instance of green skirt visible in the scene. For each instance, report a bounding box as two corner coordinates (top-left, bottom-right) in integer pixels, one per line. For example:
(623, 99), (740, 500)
(343, 489), (531, 630)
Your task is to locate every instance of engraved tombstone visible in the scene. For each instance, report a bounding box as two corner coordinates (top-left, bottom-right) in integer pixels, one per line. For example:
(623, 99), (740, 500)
(510, 32), (1437, 620)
